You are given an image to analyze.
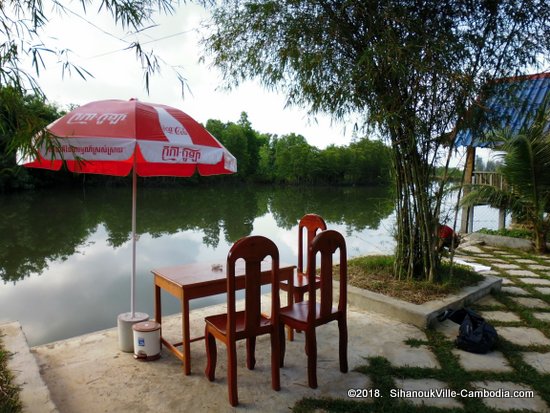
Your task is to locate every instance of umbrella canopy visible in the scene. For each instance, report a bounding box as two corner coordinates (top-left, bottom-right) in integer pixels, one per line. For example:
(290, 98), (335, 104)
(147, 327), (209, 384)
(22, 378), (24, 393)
(19, 98), (237, 317)
(21, 98), (237, 176)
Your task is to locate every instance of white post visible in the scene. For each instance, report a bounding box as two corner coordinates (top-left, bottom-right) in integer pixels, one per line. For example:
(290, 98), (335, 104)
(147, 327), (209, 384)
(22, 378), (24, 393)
(117, 155), (148, 353)
(131, 159), (137, 318)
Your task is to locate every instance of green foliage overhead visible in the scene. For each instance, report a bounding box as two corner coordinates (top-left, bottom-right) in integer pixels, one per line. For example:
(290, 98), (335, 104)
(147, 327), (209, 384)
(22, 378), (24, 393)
(202, 0), (550, 282)
(0, 0), (181, 96)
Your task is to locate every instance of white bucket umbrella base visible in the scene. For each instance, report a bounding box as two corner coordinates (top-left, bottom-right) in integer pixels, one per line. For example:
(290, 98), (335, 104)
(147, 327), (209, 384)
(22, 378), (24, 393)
(117, 312), (149, 352)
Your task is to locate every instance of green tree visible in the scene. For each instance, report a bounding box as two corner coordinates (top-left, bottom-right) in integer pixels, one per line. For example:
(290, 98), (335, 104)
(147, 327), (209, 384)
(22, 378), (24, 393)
(257, 134), (277, 182)
(0, 87), (63, 190)
(273, 133), (316, 184)
(346, 138), (392, 185)
(205, 113), (268, 179)
(202, 0), (550, 281)
(461, 103), (550, 253)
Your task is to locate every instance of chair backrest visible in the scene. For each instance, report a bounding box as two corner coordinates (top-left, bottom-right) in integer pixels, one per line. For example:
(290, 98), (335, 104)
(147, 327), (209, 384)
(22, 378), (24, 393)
(306, 230), (347, 321)
(298, 214), (327, 274)
(226, 235), (280, 339)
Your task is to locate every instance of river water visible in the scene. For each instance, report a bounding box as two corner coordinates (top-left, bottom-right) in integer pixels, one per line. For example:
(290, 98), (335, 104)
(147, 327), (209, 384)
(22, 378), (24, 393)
(1, 185), (401, 346)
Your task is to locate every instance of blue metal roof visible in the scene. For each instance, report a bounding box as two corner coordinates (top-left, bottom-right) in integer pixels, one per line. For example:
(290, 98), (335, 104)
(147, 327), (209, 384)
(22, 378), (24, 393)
(455, 72), (550, 147)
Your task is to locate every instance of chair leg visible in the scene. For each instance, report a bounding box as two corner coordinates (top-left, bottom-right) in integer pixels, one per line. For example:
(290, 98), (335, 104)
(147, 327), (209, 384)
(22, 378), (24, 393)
(279, 323), (286, 367)
(270, 330), (281, 391)
(286, 325), (294, 342)
(293, 290), (305, 303)
(339, 316), (348, 373)
(293, 291), (305, 335)
(204, 328), (217, 382)
(305, 328), (317, 389)
(227, 341), (238, 407)
(246, 337), (256, 370)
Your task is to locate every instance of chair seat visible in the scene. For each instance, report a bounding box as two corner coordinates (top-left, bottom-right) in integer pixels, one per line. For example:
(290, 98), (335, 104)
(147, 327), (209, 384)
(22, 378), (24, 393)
(205, 311), (273, 338)
(280, 272), (321, 290)
(280, 301), (339, 328)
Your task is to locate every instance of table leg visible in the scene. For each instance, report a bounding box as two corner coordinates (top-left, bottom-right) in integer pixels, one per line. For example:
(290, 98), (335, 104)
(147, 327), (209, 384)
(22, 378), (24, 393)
(182, 291), (191, 375)
(154, 284), (162, 346)
(154, 285), (161, 322)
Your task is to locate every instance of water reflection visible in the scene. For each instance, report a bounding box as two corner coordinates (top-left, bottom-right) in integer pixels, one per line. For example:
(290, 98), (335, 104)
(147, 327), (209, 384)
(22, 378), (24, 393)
(0, 185), (394, 346)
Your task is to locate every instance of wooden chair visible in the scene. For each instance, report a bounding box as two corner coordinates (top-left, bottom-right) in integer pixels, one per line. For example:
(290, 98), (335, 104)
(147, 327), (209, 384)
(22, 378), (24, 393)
(280, 214), (326, 340)
(279, 229), (348, 388)
(204, 235), (281, 407)
(281, 214), (327, 303)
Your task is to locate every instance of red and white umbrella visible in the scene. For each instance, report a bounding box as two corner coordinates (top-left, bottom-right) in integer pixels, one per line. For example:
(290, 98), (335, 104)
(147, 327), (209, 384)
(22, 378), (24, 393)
(19, 99), (237, 318)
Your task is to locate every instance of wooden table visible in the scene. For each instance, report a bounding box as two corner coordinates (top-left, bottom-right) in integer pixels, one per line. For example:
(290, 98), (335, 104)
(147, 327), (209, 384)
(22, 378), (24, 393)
(151, 261), (295, 375)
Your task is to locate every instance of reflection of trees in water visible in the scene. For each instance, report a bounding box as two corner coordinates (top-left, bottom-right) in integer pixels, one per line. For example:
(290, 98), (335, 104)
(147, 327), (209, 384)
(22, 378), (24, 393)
(0, 189), (96, 283)
(0, 185), (394, 283)
(269, 186), (394, 232)
(121, 185), (262, 246)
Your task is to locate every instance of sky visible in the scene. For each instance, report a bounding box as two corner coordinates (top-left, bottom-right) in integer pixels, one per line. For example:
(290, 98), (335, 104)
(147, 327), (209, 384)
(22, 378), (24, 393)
(26, 2), (357, 149)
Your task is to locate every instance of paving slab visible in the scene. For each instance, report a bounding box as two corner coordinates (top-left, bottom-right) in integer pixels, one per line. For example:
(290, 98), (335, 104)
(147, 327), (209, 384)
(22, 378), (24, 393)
(506, 269), (539, 277)
(501, 286), (531, 296)
(356, 323), (441, 369)
(493, 263), (521, 270)
(533, 312), (550, 322)
(529, 265), (550, 271)
(518, 259), (539, 264)
(485, 258), (506, 263)
(458, 245), (484, 254)
(392, 378), (463, 409)
(480, 311), (521, 322)
(519, 278), (550, 285)
(382, 344), (440, 369)
(509, 297), (549, 309)
(475, 295), (505, 308)
(470, 381), (549, 412)
(521, 352), (550, 374)
(534, 287), (550, 295)
(452, 350), (513, 372)
(501, 278), (515, 285)
(497, 327), (550, 346)
(481, 270), (501, 276)
(434, 319), (459, 341)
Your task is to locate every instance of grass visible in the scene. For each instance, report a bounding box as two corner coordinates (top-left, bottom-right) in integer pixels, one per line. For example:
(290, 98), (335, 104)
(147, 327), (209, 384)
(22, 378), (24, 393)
(0, 336), (22, 413)
(344, 255), (485, 304)
(477, 227), (535, 240)
(293, 245), (550, 413)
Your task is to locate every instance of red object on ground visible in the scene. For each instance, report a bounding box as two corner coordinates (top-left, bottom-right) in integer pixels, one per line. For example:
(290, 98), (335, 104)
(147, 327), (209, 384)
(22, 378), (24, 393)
(439, 224), (455, 239)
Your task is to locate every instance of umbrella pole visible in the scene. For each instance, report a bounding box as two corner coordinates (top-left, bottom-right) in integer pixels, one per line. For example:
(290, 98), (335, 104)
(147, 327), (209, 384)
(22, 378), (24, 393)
(116, 157), (148, 353)
(131, 157), (137, 318)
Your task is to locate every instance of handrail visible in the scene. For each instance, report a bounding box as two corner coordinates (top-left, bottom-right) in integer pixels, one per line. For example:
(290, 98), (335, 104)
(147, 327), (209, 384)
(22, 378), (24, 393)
(472, 171), (507, 190)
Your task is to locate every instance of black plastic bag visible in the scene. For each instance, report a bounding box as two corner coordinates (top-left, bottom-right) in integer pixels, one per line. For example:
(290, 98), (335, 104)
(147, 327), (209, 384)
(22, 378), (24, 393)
(437, 308), (498, 354)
